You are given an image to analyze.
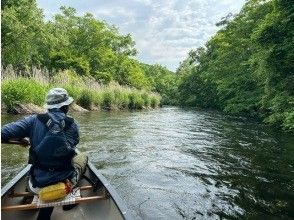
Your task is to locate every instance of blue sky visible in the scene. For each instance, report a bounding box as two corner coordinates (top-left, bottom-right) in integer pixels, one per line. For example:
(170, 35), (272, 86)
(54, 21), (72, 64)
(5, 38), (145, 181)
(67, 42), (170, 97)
(37, 0), (246, 71)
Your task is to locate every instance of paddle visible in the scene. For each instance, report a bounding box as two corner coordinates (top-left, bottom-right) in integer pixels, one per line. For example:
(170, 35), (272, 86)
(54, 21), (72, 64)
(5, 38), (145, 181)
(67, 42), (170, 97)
(4, 138), (30, 147)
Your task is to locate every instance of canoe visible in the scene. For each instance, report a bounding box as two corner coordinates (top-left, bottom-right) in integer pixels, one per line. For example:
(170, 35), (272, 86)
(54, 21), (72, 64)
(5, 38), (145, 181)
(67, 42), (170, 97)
(1, 162), (133, 220)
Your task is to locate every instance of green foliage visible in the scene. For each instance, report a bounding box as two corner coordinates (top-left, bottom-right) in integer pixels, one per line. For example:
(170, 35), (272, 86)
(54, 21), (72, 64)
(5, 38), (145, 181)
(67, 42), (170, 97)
(94, 71), (113, 84)
(141, 63), (179, 105)
(283, 112), (294, 130)
(2, 78), (47, 110)
(92, 92), (103, 107)
(113, 88), (129, 109)
(76, 89), (93, 109)
(49, 52), (90, 75)
(1, 3), (153, 90)
(141, 92), (151, 107)
(177, 0), (294, 130)
(116, 58), (150, 90)
(1, 0), (46, 69)
(0, 0), (163, 114)
(150, 95), (161, 108)
(178, 69), (220, 108)
(128, 92), (144, 110)
(63, 85), (81, 100)
(101, 91), (116, 110)
(1, 74), (160, 112)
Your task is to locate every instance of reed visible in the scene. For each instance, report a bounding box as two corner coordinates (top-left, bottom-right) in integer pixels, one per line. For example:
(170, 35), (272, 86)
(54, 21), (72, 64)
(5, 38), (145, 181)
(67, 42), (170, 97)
(76, 89), (93, 110)
(2, 78), (48, 111)
(1, 67), (161, 111)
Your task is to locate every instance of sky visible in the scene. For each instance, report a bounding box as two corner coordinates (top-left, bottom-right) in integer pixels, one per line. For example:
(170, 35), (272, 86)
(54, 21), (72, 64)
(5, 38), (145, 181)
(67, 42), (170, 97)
(37, 0), (246, 71)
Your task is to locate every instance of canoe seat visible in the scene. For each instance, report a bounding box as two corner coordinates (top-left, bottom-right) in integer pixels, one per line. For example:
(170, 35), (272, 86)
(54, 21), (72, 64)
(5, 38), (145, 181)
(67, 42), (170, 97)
(32, 188), (82, 208)
(2, 186), (107, 211)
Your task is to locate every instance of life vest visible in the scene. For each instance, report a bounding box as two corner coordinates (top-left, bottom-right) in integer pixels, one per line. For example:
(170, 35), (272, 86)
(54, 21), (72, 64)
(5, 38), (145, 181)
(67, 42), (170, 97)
(30, 114), (76, 187)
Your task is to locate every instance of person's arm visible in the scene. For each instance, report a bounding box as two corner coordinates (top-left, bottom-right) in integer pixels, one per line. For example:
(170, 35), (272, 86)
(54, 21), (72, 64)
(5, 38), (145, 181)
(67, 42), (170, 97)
(65, 122), (80, 148)
(1, 115), (35, 144)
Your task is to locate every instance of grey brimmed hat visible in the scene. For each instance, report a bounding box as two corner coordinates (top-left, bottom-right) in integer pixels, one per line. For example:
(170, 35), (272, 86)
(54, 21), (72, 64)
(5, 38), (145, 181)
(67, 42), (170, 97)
(44, 88), (74, 109)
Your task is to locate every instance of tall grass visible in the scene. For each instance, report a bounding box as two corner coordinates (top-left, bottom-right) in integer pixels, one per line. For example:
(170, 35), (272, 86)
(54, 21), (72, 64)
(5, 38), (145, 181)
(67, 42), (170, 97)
(1, 67), (161, 111)
(2, 78), (48, 111)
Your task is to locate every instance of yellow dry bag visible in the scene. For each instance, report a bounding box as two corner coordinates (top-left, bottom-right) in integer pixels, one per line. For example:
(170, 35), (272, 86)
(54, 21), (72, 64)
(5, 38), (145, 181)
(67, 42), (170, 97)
(39, 181), (72, 202)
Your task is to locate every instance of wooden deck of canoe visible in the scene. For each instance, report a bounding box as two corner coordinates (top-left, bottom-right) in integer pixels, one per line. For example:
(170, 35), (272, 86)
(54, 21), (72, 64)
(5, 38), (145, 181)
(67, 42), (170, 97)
(1, 162), (133, 220)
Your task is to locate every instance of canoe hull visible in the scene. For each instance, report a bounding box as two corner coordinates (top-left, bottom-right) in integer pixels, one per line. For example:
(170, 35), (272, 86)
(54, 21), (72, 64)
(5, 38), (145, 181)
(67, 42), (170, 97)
(1, 163), (133, 220)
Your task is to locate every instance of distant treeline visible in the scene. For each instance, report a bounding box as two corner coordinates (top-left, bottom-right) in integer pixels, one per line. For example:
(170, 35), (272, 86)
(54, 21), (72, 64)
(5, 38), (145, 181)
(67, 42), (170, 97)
(1, 0), (177, 104)
(176, 0), (293, 131)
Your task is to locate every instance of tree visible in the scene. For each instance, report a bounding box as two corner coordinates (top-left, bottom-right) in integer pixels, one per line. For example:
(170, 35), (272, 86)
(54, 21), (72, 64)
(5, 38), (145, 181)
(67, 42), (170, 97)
(177, 0), (293, 130)
(1, 0), (46, 69)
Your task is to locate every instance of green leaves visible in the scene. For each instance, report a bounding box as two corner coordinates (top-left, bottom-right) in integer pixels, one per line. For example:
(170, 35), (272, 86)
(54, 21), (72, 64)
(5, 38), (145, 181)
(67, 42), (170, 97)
(1, 0), (45, 68)
(1, 3), (152, 90)
(2, 78), (47, 110)
(177, 0), (294, 131)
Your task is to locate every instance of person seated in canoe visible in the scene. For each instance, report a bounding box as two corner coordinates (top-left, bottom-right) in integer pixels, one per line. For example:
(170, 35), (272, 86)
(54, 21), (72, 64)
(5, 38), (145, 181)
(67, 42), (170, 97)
(1, 88), (88, 220)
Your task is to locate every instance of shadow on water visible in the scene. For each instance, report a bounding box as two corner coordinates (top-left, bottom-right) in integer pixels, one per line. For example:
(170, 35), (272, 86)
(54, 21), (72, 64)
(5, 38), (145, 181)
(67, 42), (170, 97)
(1, 107), (294, 220)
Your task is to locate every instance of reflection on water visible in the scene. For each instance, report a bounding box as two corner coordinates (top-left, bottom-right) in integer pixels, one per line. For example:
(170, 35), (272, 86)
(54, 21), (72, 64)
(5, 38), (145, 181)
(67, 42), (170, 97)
(1, 107), (294, 219)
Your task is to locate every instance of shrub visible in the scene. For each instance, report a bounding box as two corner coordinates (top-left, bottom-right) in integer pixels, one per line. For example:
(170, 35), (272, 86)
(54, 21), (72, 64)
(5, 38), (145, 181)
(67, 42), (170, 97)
(62, 85), (82, 100)
(128, 92), (144, 109)
(141, 92), (151, 108)
(2, 78), (47, 110)
(102, 90), (115, 110)
(92, 92), (103, 107)
(150, 95), (160, 108)
(76, 89), (93, 109)
(1, 67), (162, 112)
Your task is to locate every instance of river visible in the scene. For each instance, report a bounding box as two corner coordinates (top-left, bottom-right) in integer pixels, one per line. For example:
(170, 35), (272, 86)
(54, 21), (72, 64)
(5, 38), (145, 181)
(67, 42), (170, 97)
(1, 107), (294, 220)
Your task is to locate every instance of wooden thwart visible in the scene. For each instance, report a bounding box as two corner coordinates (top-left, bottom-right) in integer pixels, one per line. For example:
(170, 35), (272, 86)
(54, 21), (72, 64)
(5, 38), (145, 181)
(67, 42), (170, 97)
(2, 195), (106, 211)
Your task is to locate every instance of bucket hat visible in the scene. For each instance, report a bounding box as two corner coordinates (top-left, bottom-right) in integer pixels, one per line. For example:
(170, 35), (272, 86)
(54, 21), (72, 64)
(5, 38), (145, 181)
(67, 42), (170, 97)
(44, 88), (74, 109)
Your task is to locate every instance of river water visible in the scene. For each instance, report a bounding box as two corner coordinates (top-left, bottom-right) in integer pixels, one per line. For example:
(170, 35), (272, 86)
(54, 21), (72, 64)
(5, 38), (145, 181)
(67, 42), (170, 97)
(1, 107), (294, 220)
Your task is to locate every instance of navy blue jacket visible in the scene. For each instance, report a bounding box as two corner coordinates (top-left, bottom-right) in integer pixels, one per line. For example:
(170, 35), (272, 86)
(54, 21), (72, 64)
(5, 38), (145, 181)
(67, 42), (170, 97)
(1, 109), (79, 187)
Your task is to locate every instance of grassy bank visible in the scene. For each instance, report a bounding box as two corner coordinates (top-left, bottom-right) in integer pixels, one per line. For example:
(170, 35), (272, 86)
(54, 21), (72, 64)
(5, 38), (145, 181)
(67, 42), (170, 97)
(1, 68), (161, 112)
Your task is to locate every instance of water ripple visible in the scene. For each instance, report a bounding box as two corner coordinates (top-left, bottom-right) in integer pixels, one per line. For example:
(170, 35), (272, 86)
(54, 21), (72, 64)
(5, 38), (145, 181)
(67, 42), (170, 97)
(2, 107), (294, 220)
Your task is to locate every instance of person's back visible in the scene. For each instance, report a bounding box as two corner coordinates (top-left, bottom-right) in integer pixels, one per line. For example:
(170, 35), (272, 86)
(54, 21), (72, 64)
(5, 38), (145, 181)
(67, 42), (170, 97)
(1, 88), (87, 220)
(29, 109), (77, 188)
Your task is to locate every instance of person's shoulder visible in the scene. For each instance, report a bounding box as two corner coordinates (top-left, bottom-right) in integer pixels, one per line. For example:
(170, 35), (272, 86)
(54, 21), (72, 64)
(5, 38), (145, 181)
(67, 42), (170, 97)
(24, 114), (38, 122)
(15, 114), (39, 127)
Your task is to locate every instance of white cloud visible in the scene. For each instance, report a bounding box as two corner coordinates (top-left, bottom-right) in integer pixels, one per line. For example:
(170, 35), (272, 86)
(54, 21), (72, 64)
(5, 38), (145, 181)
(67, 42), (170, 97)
(131, 0), (245, 70)
(37, 0), (246, 71)
(131, 0), (152, 5)
(93, 6), (135, 19)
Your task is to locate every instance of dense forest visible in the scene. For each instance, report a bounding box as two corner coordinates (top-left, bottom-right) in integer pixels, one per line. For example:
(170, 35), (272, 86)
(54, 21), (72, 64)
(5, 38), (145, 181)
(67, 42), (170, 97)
(1, 0), (175, 101)
(177, 0), (293, 131)
(1, 0), (293, 130)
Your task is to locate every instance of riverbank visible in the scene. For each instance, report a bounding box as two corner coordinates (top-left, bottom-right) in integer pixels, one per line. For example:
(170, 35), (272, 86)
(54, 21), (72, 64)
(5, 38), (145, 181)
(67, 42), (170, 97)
(1, 69), (161, 114)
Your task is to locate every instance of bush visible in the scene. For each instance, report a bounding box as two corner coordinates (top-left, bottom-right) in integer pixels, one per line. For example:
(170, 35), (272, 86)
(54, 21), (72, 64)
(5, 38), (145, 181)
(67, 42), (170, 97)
(150, 95), (160, 108)
(2, 78), (47, 110)
(94, 71), (113, 84)
(102, 91), (115, 110)
(128, 92), (144, 109)
(62, 85), (82, 100)
(92, 92), (103, 107)
(76, 89), (93, 109)
(141, 92), (151, 108)
(1, 68), (162, 112)
(112, 89), (129, 109)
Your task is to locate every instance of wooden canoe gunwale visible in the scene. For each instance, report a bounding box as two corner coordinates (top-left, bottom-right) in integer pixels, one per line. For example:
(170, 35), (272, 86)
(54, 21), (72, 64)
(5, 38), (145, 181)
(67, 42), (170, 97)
(1, 163), (133, 220)
(1, 165), (31, 198)
(87, 161), (133, 220)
